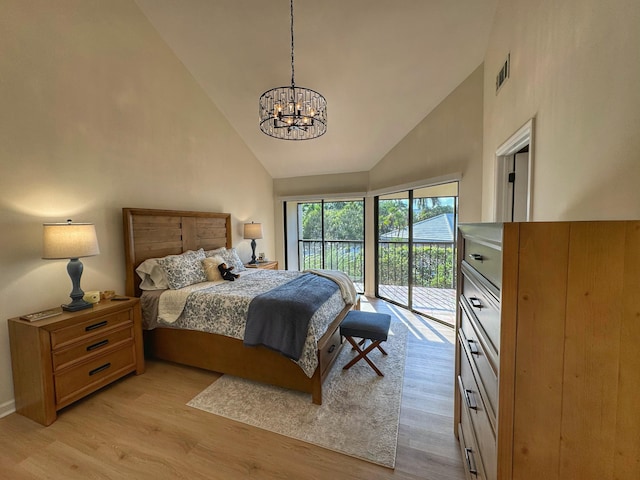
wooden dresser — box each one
[454,221,640,480]
[8,298,145,426]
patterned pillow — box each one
[220,247,247,272]
[158,249,207,289]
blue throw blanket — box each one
[244,273,339,360]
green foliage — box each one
[300,201,364,241]
[378,199,408,236]
[324,201,364,240]
[299,203,322,240]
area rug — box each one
[187,321,408,468]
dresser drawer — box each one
[50,309,132,349]
[54,343,136,407]
[463,239,502,289]
[458,398,487,480]
[459,305,498,425]
[459,353,496,480]
[320,324,343,376]
[461,270,500,356]
[52,325,134,371]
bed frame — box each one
[122,207,355,404]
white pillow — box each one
[136,258,169,290]
[201,255,225,282]
[205,247,227,258]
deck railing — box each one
[299,240,456,291]
[378,241,456,289]
[299,240,364,290]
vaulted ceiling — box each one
[135,0,497,179]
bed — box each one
[122,207,358,404]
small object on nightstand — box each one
[20,308,63,322]
[110,296,129,301]
[83,290,101,304]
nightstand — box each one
[245,261,278,270]
[8,297,145,426]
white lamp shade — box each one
[43,222,100,259]
[243,222,263,240]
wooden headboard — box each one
[122,208,232,297]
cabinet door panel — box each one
[560,222,625,479]
[511,222,569,480]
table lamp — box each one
[43,220,100,311]
[243,222,263,265]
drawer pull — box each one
[469,253,484,262]
[328,344,336,353]
[89,362,111,376]
[464,447,478,476]
[457,375,478,410]
[467,339,479,355]
[85,320,108,332]
[469,297,483,309]
[464,389,478,410]
[86,339,109,352]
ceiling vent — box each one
[496,53,510,94]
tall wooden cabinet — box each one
[454,221,640,480]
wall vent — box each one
[496,53,510,94]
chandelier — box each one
[259,0,327,140]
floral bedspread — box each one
[155,269,346,377]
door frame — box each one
[494,118,535,222]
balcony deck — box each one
[378,285,456,325]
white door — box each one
[495,119,534,222]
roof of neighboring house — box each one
[379,213,455,243]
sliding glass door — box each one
[377,192,410,306]
[297,199,364,292]
[376,183,458,325]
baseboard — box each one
[0,399,16,419]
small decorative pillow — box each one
[135,257,169,290]
[201,255,225,282]
[220,247,247,272]
[158,249,207,289]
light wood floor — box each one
[0,297,464,480]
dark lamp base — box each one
[62,300,94,312]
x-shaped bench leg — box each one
[343,336,387,376]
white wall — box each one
[0,0,273,416]
[369,64,484,224]
[483,0,640,221]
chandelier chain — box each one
[290,0,295,88]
